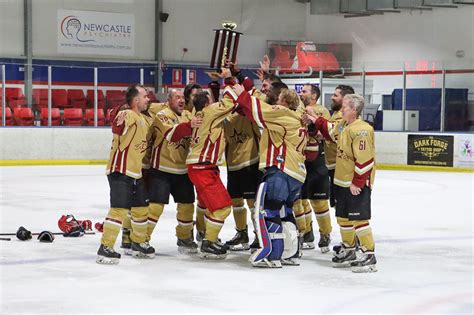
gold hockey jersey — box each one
[140,112,154,170]
[186,86,237,165]
[106,110,148,179]
[324,110,343,170]
[236,92,308,183]
[224,113,261,171]
[305,104,330,161]
[317,117,375,188]
[141,103,168,169]
[151,107,193,174]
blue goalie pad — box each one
[250,182,286,265]
[250,182,271,264]
[266,221,284,261]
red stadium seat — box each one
[67,89,87,109]
[86,89,106,109]
[0,107,14,126]
[13,107,34,126]
[85,109,105,126]
[106,90,126,109]
[6,87,26,109]
[63,108,83,126]
[52,89,70,108]
[32,89,50,110]
[40,108,61,126]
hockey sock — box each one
[146,203,164,242]
[101,207,128,248]
[337,216,356,247]
[311,199,332,235]
[130,206,149,244]
[292,199,307,234]
[232,198,247,231]
[122,210,132,244]
[195,204,206,234]
[204,206,231,242]
[303,199,313,233]
[176,203,194,240]
[354,220,375,251]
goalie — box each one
[231,82,308,268]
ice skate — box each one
[199,239,228,259]
[225,228,250,251]
[120,242,132,256]
[177,237,198,254]
[318,233,331,253]
[249,233,259,253]
[281,257,300,266]
[96,244,121,265]
[121,228,132,255]
[351,251,377,273]
[302,227,315,250]
[332,243,357,268]
[131,241,155,259]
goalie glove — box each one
[58,214,85,237]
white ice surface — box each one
[0,166,473,314]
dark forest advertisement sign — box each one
[407,135,454,167]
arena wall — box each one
[1,128,472,171]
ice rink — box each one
[0,165,473,314]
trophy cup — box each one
[209,21,242,70]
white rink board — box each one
[1,128,473,168]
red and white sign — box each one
[172,69,182,85]
[186,69,196,84]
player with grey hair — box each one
[304,94,377,273]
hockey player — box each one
[223,101,262,251]
[186,68,239,259]
[183,84,202,112]
[297,84,332,253]
[120,90,168,255]
[307,94,377,273]
[325,85,355,208]
[147,89,203,254]
[231,83,307,268]
[97,84,154,264]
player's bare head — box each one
[193,91,211,112]
[261,73,282,95]
[126,84,148,111]
[332,85,354,111]
[278,89,299,110]
[342,94,364,122]
[184,84,202,106]
[300,83,320,106]
[168,89,185,114]
[266,81,288,105]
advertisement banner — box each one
[407,134,454,167]
[457,135,474,167]
[57,10,135,56]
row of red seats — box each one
[0,88,157,110]
[0,107,114,126]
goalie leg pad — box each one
[250,183,271,264]
[250,182,287,266]
[266,218,284,261]
[281,221,298,259]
